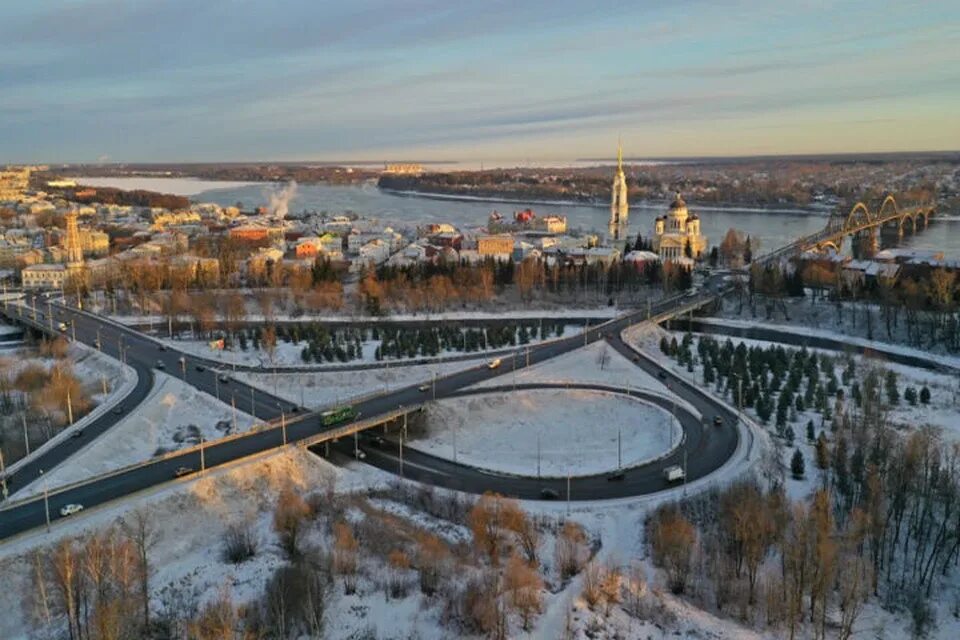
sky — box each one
[1,0,959,164]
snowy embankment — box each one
[232,357,491,409]
[15,372,257,498]
[407,389,679,478]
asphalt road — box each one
[0,285,737,540]
[325,380,739,501]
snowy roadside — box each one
[232,357,491,409]
[14,372,258,499]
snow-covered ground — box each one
[15,372,257,498]
[472,340,674,395]
[407,389,679,477]
[157,324,577,368]
[233,357,491,409]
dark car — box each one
[70,429,83,439]
[155,360,166,370]
[657,371,668,380]
[158,344,167,351]
[195,364,205,372]
[540,488,560,500]
[174,466,193,478]
[218,374,229,383]
[607,471,625,482]
[113,405,124,415]
[713,415,724,427]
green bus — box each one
[321,405,357,426]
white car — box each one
[59,503,84,517]
[663,465,685,483]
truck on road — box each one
[664,465,685,483]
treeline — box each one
[750,261,960,352]
[65,185,190,210]
[203,321,568,364]
[0,336,95,465]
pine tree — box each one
[791,448,805,479]
[904,387,917,406]
[920,386,931,404]
[806,419,815,443]
[785,425,796,446]
[885,370,899,405]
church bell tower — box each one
[609,140,629,241]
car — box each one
[606,471,626,482]
[354,449,367,460]
[113,405,124,415]
[418,383,431,392]
[57,322,68,332]
[632,356,640,363]
[713,415,724,427]
[174,466,193,478]
[218,374,229,383]
[657,371,668,380]
[290,406,300,413]
[195,364,205,372]
[487,358,502,370]
[70,429,83,439]
[158,344,167,351]
[155,360,166,370]
[540,488,560,500]
[366,436,386,448]
[664,465,685,483]
[59,504,84,517]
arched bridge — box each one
[759,194,936,263]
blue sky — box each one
[2,0,958,163]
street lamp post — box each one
[40,470,51,533]
[22,413,30,455]
[0,449,8,501]
[399,435,404,478]
[281,407,287,446]
[537,431,541,479]
[617,427,622,470]
[250,387,255,418]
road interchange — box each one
[0,285,744,540]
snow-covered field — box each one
[15,372,257,498]
[233,357,491,409]
[472,339,675,395]
[407,389,679,477]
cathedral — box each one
[652,192,708,262]
[608,142,628,241]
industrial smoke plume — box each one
[265,180,297,220]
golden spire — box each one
[617,137,623,172]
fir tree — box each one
[791,448,805,479]
[920,386,931,404]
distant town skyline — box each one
[2,0,959,164]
